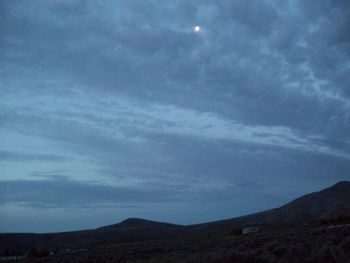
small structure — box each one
[0,255,27,261]
[243,226,260,234]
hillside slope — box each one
[0,218,184,253]
[195,181,350,232]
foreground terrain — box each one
[12,224,350,263]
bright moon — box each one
[194,26,200,32]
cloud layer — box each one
[1,0,349,232]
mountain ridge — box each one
[202,180,350,227]
[97,217,183,231]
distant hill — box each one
[194,181,350,232]
[94,218,184,245]
[1,181,349,253]
[277,181,350,221]
[98,217,182,231]
[0,218,184,253]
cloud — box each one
[0,176,182,208]
[0,0,349,231]
[0,150,68,163]
[1,88,349,161]
[215,0,278,37]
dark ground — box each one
[13,224,350,263]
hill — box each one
[98,217,182,231]
[0,218,184,253]
[193,181,350,233]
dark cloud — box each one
[0,0,349,231]
[0,150,68,162]
[0,176,181,208]
[216,0,278,37]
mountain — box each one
[0,218,184,253]
[1,181,349,253]
[94,218,184,244]
[98,217,182,231]
[277,181,350,221]
[194,181,350,232]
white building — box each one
[243,226,260,234]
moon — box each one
[194,25,200,32]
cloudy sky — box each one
[1,0,349,232]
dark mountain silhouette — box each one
[97,217,182,231]
[0,218,184,253]
[277,181,350,221]
[1,181,349,253]
[193,181,350,232]
[94,218,184,245]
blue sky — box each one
[0,0,350,232]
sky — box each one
[0,0,350,233]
